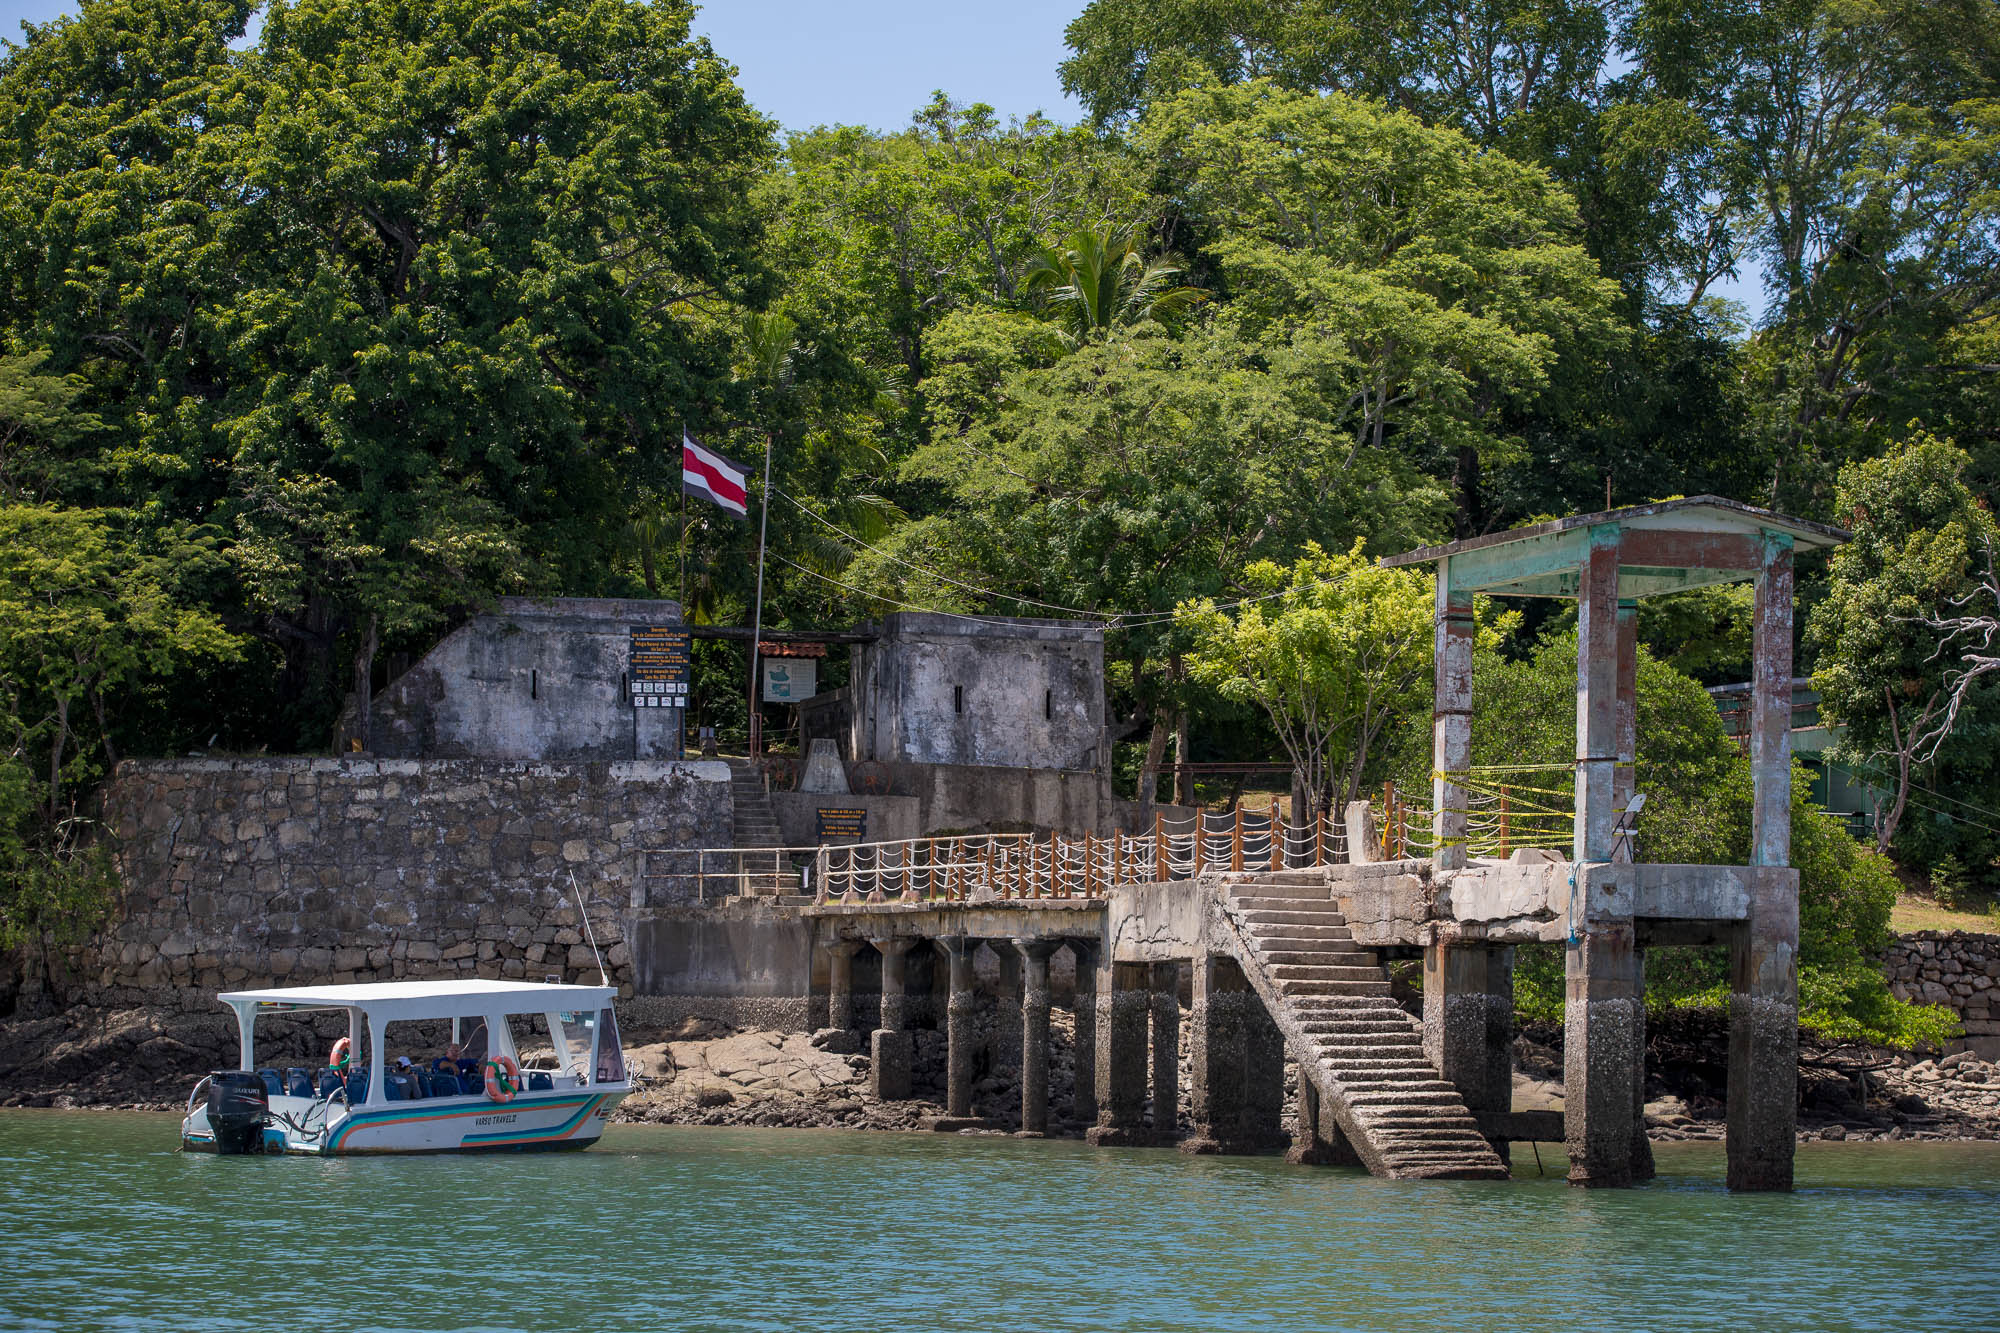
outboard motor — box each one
[206,1070,270,1155]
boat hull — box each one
[182,1089,627,1156]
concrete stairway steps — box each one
[1234,898,1347,915]
[1259,945,1377,960]
[1344,1089,1468,1106]
[1277,979,1393,997]
[1216,887,1510,1181]
[1267,963,1388,982]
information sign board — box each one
[629,626,691,709]
[761,656,815,702]
[814,807,867,842]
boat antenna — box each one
[567,869,611,986]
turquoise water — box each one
[2,1112,1997,1333]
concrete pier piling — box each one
[870,937,916,1101]
[942,937,976,1119]
[1150,961,1180,1141]
[1016,939,1058,1136]
[1071,941,1099,1127]
[825,939,859,1035]
[1087,961,1152,1146]
[1185,955,1246,1154]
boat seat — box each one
[426,1071,461,1098]
[527,1071,554,1092]
[285,1068,315,1098]
[256,1068,283,1097]
[384,1074,409,1102]
[317,1069,344,1098]
[346,1071,368,1103]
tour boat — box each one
[179,979,632,1155]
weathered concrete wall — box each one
[1888,932,2000,1058]
[769,792,922,845]
[849,614,1104,771]
[777,762,1182,840]
[92,757,730,1009]
[362,597,685,760]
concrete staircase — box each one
[1215,870,1509,1181]
[725,760,799,896]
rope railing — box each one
[691,804,1356,904]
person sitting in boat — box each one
[393,1055,428,1099]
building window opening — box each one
[531,669,538,700]
[953,685,963,715]
[1044,689,1052,720]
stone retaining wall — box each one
[87,757,731,1010]
[1887,931,2000,1057]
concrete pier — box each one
[870,937,916,1101]
[825,939,859,1034]
[1016,939,1057,1135]
[1150,961,1179,1141]
[943,937,975,1119]
[1185,955,1246,1154]
[1564,914,1641,1188]
[1088,960,1151,1146]
[1729,868,1801,1190]
[1071,941,1099,1126]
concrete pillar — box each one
[869,937,917,1101]
[1614,599,1639,862]
[1086,960,1151,1146]
[1423,936,1494,1108]
[1486,945,1516,1168]
[1150,960,1181,1141]
[1243,990,1286,1149]
[1728,867,1800,1191]
[1564,872,1640,1188]
[1185,955,1246,1154]
[1631,946,1654,1181]
[1070,941,1099,1127]
[941,937,975,1119]
[1574,525,1621,862]
[1432,567,1475,872]
[1425,935,1514,1165]
[1750,535,1795,869]
[992,943,1023,1074]
[825,938,859,1033]
[1015,939,1058,1136]
[1287,1073,1360,1167]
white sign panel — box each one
[761,657,815,703]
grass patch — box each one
[1890,892,1999,935]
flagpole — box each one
[746,428,774,756]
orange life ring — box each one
[328,1037,352,1070]
[483,1055,521,1103]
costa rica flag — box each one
[682,431,750,518]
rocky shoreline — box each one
[5,1004,2000,1148]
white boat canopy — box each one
[221,979,618,1021]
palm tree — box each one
[1020,224,1204,343]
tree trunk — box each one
[1172,709,1190,806]
[47,693,68,824]
[352,613,379,754]
[1139,718,1170,811]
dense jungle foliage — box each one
[4,0,1998,1040]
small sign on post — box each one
[761,656,815,703]
[630,626,691,709]
[815,806,867,843]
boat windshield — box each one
[595,1007,625,1083]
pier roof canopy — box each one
[1379,496,1848,600]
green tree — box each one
[1809,434,2000,862]
[1137,83,1622,536]
[1020,223,1204,344]
[1180,542,1434,817]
